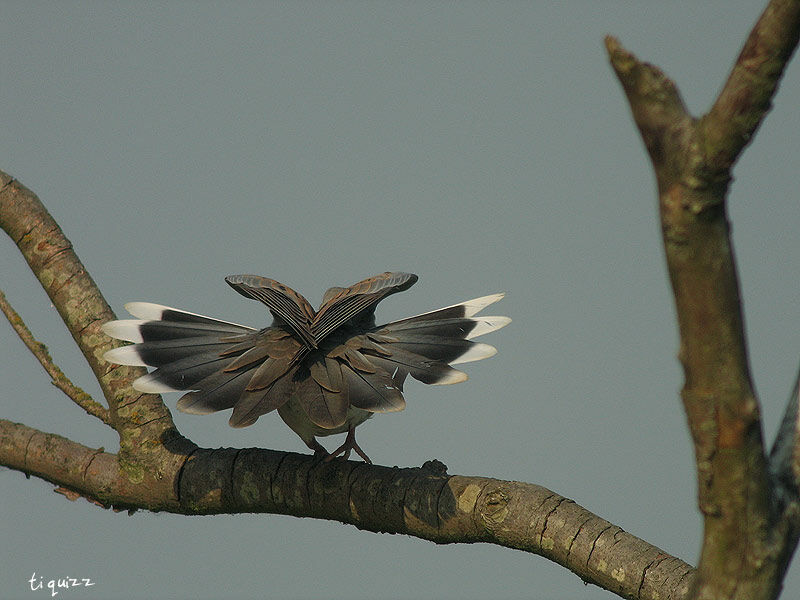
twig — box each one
[0,288,112,425]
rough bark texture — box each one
[607,1,800,598]
[0,172,194,497]
[0,168,694,600]
[3,2,800,598]
[0,418,695,600]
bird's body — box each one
[102,272,509,462]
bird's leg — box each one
[324,426,372,464]
[305,437,331,459]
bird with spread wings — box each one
[102,272,509,463]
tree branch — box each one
[703,0,800,174]
[0,171,185,475]
[0,288,111,424]
[1,167,698,599]
[606,1,800,597]
[0,417,695,600]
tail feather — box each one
[105,320,252,344]
[464,316,511,339]
[101,283,509,442]
[107,338,239,369]
[366,346,467,386]
[351,294,510,387]
[178,369,255,415]
[124,301,251,330]
[383,335,496,365]
[385,293,505,326]
[228,368,297,427]
[381,316,511,341]
[103,303,258,398]
[381,317,475,339]
[132,351,233,393]
[343,365,406,413]
[293,375,349,428]
[222,343,272,372]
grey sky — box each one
[2,2,798,599]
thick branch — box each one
[0,288,111,424]
[0,418,694,600]
[0,171,181,467]
[607,1,800,597]
[0,168,701,599]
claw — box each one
[323,426,372,464]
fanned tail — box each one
[365,293,511,386]
[101,285,510,447]
[102,302,300,419]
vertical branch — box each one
[607,1,800,598]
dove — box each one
[102,272,509,462]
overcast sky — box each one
[2,2,799,599]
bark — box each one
[3,2,800,598]
[0,417,695,600]
[1,169,694,600]
[607,0,800,598]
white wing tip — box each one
[103,345,146,366]
[132,373,181,394]
[465,316,512,339]
[431,369,469,385]
[124,302,170,320]
[450,342,498,365]
[462,292,506,317]
[177,396,217,414]
[102,320,145,343]
[123,301,252,330]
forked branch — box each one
[0,289,111,424]
[607,0,800,598]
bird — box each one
[102,272,510,463]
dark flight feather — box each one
[102,273,509,461]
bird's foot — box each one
[324,427,372,464]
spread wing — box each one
[225,275,317,348]
[295,292,510,424]
[311,272,418,343]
